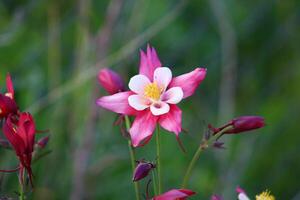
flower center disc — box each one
[144,83,161,100]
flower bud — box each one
[36,136,50,149]
[0,94,18,119]
[132,161,155,182]
[226,116,265,134]
[97,68,125,95]
[210,116,265,135]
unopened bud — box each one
[226,116,265,134]
[132,161,155,182]
[37,136,50,148]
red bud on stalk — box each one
[210,116,265,135]
[132,160,155,182]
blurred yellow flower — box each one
[256,190,275,200]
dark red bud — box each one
[213,141,225,149]
[132,161,155,182]
[226,116,265,134]
[37,136,50,149]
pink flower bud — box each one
[132,160,155,182]
[225,116,265,134]
[210,116,265,135]
[97,68,125,95]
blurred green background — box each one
[0,0,299,199]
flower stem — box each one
[124,116,140,200]
[152,170,158,196]
[181,126,233,188]
[156,125,162,194]
[19,171,25,200]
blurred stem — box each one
[156,125,162,194]
[152,171,158,196]
[181,126,233,188]
[19,186,24,200]
[124,116,140,200]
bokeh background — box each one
[0,0,300,199]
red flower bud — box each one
[97,68,125,95]
[225,116,265,134]
[132,160,155,182]
[0,94,18,119]
[2,112,36,186]
[210,116,265,135]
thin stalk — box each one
[19,169,25,200]
[124,116,140,200]
[155,125,162,194]
[181,126,233,188]
[152,170,158,196]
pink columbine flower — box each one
[97,45,206,147]
[0,74,18,119]
[98,68,125,95]
[153,189,196,200]
[2,112,36,186]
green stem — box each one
[181,126,233,188]
[125,116,140,200]
[19,171,25,200]
[156,125,162,194]
[152,170,158,196]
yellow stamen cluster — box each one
[144,82,161,100]
[256,190,275,200]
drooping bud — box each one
[132,160,155,182]
[210,116,265,135]
[97,68,125,95]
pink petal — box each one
[96,91,136,115]
[158,105,182,135]
[128,95,150,111]
[130,111,158,147]
[6,73,14,99]
[169,68,207,99]
[97,68,125,95]
[150,101,170,116]
[154,189,196,200]
[153,67,172,90]
[128,74,150,95]
[139,45,162,81]
[162,87,183,104]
